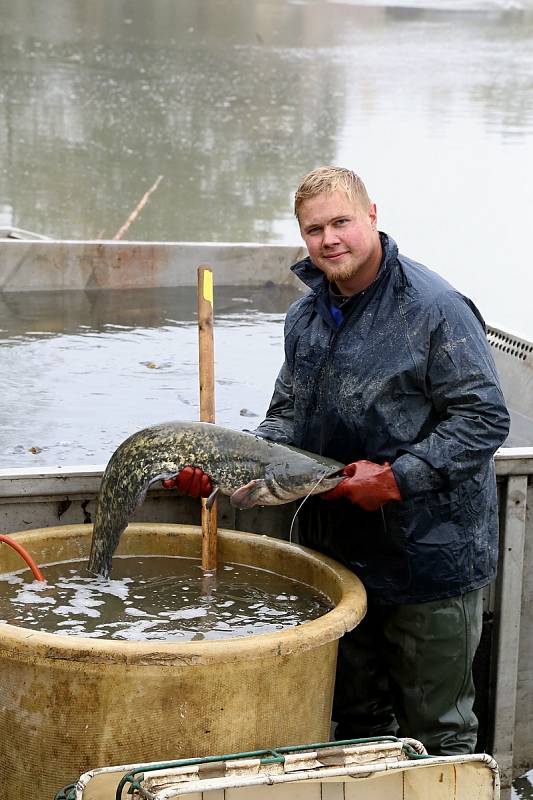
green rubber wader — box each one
[333,588,484,755]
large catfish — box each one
[88,421,345,577]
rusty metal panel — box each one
[0,242,305,292]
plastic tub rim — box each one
[0,523,367,664]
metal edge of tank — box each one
[0,523,367,665]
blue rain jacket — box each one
[255,234,510,604]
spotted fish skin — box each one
[88,421,344,577]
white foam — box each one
[160,606,209,620]
[14,589,54,605]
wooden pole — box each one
[197,265,217,573]
[112,175,164,240]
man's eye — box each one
[307,227,321,235]
[335,218,349,225]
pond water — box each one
[1,0,533,338]
[0,285,300,468]
[0,555,332,641]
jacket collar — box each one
[290,232,398,293]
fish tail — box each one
[87,450,175,576]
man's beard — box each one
[321,259,357,284]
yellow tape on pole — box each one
[203,269,213,306]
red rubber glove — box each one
[162,466,213,498]
[322,460,401,511]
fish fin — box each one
[230,480,267,510]
[205,487,220,510]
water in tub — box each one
[0,556,333,641]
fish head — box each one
[229,466,344,510]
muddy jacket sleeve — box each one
[391,291,510,498]
[254,359,295,444]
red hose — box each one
[0,534,45,582]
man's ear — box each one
[369,202,378,230]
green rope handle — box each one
[53,783,77,800]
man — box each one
[170,166,510,755]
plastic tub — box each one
[0,523,366,798]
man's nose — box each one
[322,226,340,246]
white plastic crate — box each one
[59,738,500,800]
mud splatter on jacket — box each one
[255,234,510,603]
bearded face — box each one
[298,190,382,295]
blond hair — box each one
[294,166,371,219]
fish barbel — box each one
[88,421,345,577]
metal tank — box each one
[0,522,366,799]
